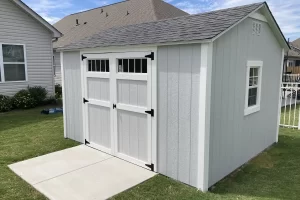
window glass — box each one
[2,45,25,62]
[247,66,260,107]
[117,58,147,74]
[4,64,26,81]
[87,59,109,72]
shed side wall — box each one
[157,44,201,187]
[54,51,62,85]
[209,18,282,186]
[0,0,54,96]
[63,51,84,143]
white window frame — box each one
[244,60,263,116]
[0,43,28,83]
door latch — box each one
[113,104,116,109]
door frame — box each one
[80,46,158,171]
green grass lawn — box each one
[0,107,79,200]
[1,108,300,200]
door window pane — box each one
[2,45,25,62]
[4,64,26,81]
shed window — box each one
[118,58,147,73]
[88,59,109,72]
[0,44,27,82]
[244,61,263,116]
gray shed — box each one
[58,2,289,191]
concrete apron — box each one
[9,145,156,200]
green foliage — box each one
[55,84,62,99]
[0,95,13,112]
[28,86,47,105]
[12,90,37,109]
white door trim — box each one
[80,47,157,171]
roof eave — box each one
[211,2,290,51]
[12,0,63,38]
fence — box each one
[287,66,300,74]
[280,75,300,129]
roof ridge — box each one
[150,0,159,20]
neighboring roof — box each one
[286,39,300,58]
[59,2,290,51]
[12,0,62,38]
[59,2,263,50]
[53,0,188,49]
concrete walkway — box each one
[9,145,156,200]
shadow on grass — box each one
[211,132,300,200]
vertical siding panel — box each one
[209,18,282,187]
[63,51,84,143]
[166,46,180,179]
[157,47,168,174]
[178,45,192,184]
[190,44,201,186]
[157,44,201,187]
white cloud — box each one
[23,0,73,24]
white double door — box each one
[82,52,153,169]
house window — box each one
[0,44,27,82]
[244,61,263,116]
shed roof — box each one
[53,0,188,49]
[59,2,289,51]
[12,0,62,38]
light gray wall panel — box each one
[157,44,201,187]
[63,51,84,143]
[209,18,282,186]
[0,0,54,96]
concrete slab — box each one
[9,145,156,200]
[35,158,156,200]
[9,145,112,184]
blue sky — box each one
[23,0,300,41]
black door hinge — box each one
[83,98,89,104]
[82,55,87,61]
[145,52,154,60]
[145,109,154,117]
[145,163,154,171]
[113,104,116,109]
[85,139,90,145]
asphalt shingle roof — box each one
[53,0,188,49]
[59,2,264,50]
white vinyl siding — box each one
[0,0,53,96]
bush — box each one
[43,96,57,105]
[12,90,37,109]
[28,86,47,105]
[55,84,62,99]
[0,95,13,112]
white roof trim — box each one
[212,3,290,51]
[12,0,62,38]
[249,12,267,22]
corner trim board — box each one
[197,42,213,192]
[60,51,67,138]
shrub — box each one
[12,90,37,109]
[28,86,47,105]
[43,96,57,105]
[0,95,13,112]
[55,84,62,99]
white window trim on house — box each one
[0,43,28,83]
[244,60,263,116]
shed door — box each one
[83,52,153,169]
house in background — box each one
[52,0,188,85]
[285,38,300,74]
[58,2,289,191]
[0,0,61,96]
